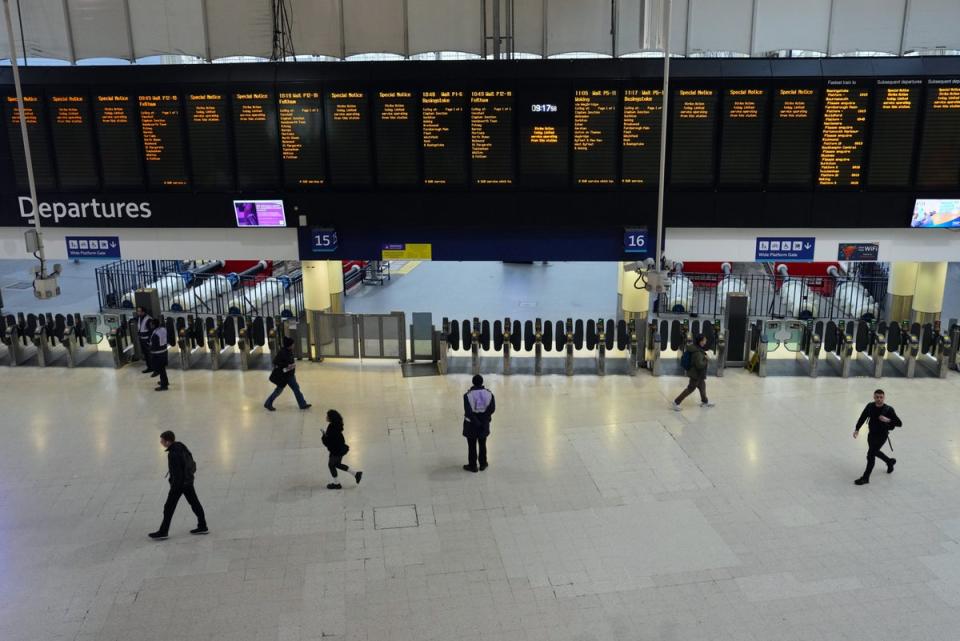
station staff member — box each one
[149,318,169,391]
[853,389,902,485]
[136,306,154,374]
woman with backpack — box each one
[322,409,362,489]
[672,334,715,411]
[264,336,311,411]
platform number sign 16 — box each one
[624,228,649,255]
[311,228,338,253]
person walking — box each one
[136,306,154,374]
[462,374,495,472]
[853,389,902,485]
[322,409,362,489]
[149,430,208,539]
[672,334,715,410]
[264,337,311,411]
[149,318,169,391]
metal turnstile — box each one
[884,321,918,377]
[916,322,951,378]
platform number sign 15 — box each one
[311,228,338,253]
[624,228,649,255]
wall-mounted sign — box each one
[755,236,815,262]
[838,242,879,261]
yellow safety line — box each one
[395,261,421,275]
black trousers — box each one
[139,338,152,369]
[466,435,487,468]
[674,375,707,405]
[159,483,206,533]
[153,353,169,388]
[863,435,893,480]
[328,453,350,478]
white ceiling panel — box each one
[616,0,641,56]
[69,0,133,61]
[289,0,342,58]
[753,0,831,54]
[829,0,904,54]
[688,0,752,55]
[903,0,960,52]
[511,0,545,55]
[0,0,72,61]
[128,0,206,60]
[206,0,273,60]
[409,0,482,55]
[343,0,406,56]
[546,0,612,56]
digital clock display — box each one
[530,104,558,113]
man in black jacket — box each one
[853,389,902,485]
[463,375,496,473]
[264,337,311,411]
[149,318,169,391]
[149,430,208,539]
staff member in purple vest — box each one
[462,375,496,473]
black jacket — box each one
[167,441,195,486]
[855,403,902,438]
[462,386,496,438]
[273,347,295,380]
[322,421,349,456]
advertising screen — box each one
[911,199,960,228]
[233,199,287,228]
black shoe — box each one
[327,483,342,490]
[264,404,276,412]
[463,465,478,473]
[155,385,168,391]
[148,531,168,539]
[190,526,209,535]
[150,371,159,378]
[141,368,152,374]
[887,458,896,474]
[299,404,312,410]
[355,471,363,484]
[479,463,488,471]
[854,477,869,485]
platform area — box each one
[3,364,960,641]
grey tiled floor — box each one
[2,363,960,641]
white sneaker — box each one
[701,401,715,408]
[672,402,682,411]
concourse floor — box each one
[3,364,960,641]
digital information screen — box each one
[234,199,286,227]
[670,88,717,186]
[5,95,56,191]
[186,92,232,189]
[519,90,569,187]
[138,94,188,188]
[867,80,921,187]
[421,90,467,185]
[718,88,767,186]
[916,80,960,188]
[324,91,372,185]
[232,91,280,188]
[94,94,143,189]
[767,88,819,186]
[621,88,662,185]
[911,198,960,228]
[374,90,418,186]
[48,94,98,190]
[573,89,617,185]
[278,90,325,187]
[470,90,513,185]
[818,82,869,187]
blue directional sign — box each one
[66,236,121,259]
[624,228,649,254]
[755,236,815,262]
[310,228,338,253]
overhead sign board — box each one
[755,236,815,262]
[66,236,121,259]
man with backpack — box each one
[672,334,715,411]
[149,430,208,539]
[463,375,496,472]
[853,389,902,485]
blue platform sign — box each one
[624,228,649,254]
[310,228,338,253]
[66,236,120,259]
[755,236,815,262]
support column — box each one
[616,262,624,321]
[887,261,918,324]
[327,260,345,313]
[621,269,650,323]
[912,261,948,325]
[302,261,331,312]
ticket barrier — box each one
[851,320,884,378]
[206,315,239,371]
[238,316,268,370]
[821,320,854,377]
[882,321,919,378]
[644,317,726,377]
[32,314,72,367]
[63,314,101,367]
[105,313,133,368]
[916,321,951,378]
[753,320,812,378]
[1,313,38,366]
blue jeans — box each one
[264,375,308,408]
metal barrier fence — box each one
[653,271,888,321]
[95,260,183,309]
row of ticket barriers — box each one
[0,311,303,370]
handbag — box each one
[269,367,285,385]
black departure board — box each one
[916,80,960,188]
[719,89,767,186]
[324,91,372,185]
[138,94,188,188]
[278,90,325,187]
[48,94,98,190]
[818,82,869,187]
[670,88,717,186]
[93,94,143,188]
[374,90,418,185]
[422,90,467,186]
[233,90,280,188]
[767,87,819,186]
[622,88,661,185]
[573,89,617,185]
[519,89,569,187]
[867,80,921,187]
[5,95,56,191]
[186,92,232,190]
[470,90,513,185]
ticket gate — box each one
[205,315,240,370]
[62,314,101,367]
[822,320,854,377]
[851,320,884,378]
[751,320,821,377]
[916,322,951,378]
[1,313,38,366]
[644,317,726,377]
[104,313,134,368]
[238,316,269,370]
[32,314,71,367]
[882,320,919,377]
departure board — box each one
[573,89,617,185]
[670,88,717,186]
[93,94,143,188]
[718,88,767,186]
[422,90,467,185]
[621,88,662,185]
[324,91,372,185]
[916,80,960,188]
[470,90,513,185]
[278,90,325,187]
[5,95,56,191]
[232,91,280,188]
[48,94,98,190]
[867,80,921,187]
[186,92,232,190]
[374,90,418,185]
[818,82,869,187]
[138,94,188,188]
[767,88,819,186]
[519,90,569,187]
